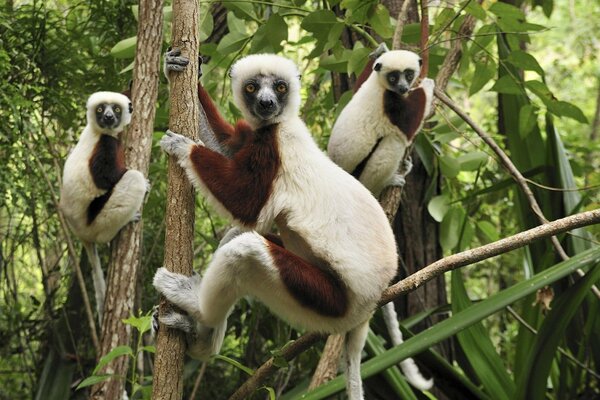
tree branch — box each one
[434,88,600,299]
[152,0,200,398]
[231,209,600,397]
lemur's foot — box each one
[370,42,389,59]
[164,47,203,78]
[400,155,413,176]
[145,179,152,194]
[390,174,407,187]
[153,267,203,318]
[160,129,202,161]
[131,211,142,223]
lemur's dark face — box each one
[94,102,126,129]
[375,63,417,95]
[242,74,289,122]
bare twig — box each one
[381,209,600,303]
[434,88,600,299]
[229,332,326,400]
[391,0,412,51]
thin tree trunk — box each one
[151,0,200,398]
[90,0,163,398]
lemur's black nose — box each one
[102,112,115,123]
[259,99,274,109]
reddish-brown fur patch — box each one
[198,84,252,155]
[190,124,280,226]
[266,240,347,317]
[383,87,426,141]
[88,135,127,224]
[354,58,375,93]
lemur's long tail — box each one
[83,241,106,325]
[382,302,433,391]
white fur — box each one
[329,50,434,391]
[328,50,434,197]
[60,91,146,323]
[156,55,398,400]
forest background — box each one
[1,0,599,399]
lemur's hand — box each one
[164,47,203,80]
[160,130,203,161]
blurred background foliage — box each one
[0,0,599,399]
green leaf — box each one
[518,104,537,138]
[427,195,450,223]
[451,271,515,400]
[301,10,338,38]
[217,31,251,54]
[489,2,525,19]
[199,9,214,42]
[547,100,588,123]
[93,345,134,375]
[491,75,522,95]
[462,0,487,20]
[76,374,115,390]
[458,151,488,171]
[525,80,553,103]
[440,206,465,252]
[469,57,496,95]
[138,345,156,354]
[515,264,600,400]
[365,331,417,400]
[477,221,499,243]
[298,247,600,399]
[369,4,394,39]
[506,50,544,76]
[213,354,255,376]
[110,36,136,59]
[319,52,350,73]
[223,1,258,21]
[471,24,497,54]
[123,314,152,334]
[260,386,277,400]
[347,45,370,76]
[439,155,460,178]
[265,14,288,52]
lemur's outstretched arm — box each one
[165,48,252,156]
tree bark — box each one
[90,1,164,399]
[308,334,345,389]
[151,0,200,398]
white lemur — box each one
[60,92,148,324]
[328,48,435,198]
[328,47,434,391]
[153,52,397,400]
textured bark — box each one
[151,0,200,398]
[308,334,345,389]
[90,1,163,399]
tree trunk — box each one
[151,0,200,398]
[90,0,163,398]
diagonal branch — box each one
[230,208,600,398]
[434,88,600,299]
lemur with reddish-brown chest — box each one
[328,49,435,197]
[153,51,397,400]
[60,92,148,323]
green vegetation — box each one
[0,0,598,399]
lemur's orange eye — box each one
[114,107,121,113]
[96,107,103,113]
[276,83,287,93]
[245,84,256,93]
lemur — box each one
[153,51,398,400]
[60,92,148,324]
[328,48,435,198]
[328,46,434,391]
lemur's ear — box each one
[419,58,423,67]
[374,62,382,72]
[228,68,233,78]
[128,102,133,114]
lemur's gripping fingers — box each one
[400,155,413,176]
[164,47,203,78]
[131,211,142,223]
[160,129,203,161]
[165,47,189,73]
[153,267,203,319]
